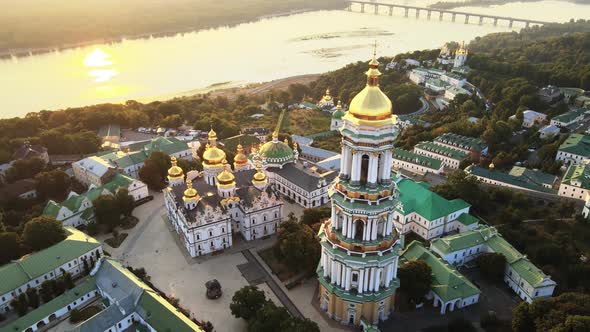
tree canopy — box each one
[398,260,433,304]
[22,216,66,251]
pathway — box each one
[241,249,305,319]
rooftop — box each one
[558,133,590,157]
[401,241,480,302]
[396,178,471,220]
[464,165,557,194]
[552,108,587,124]
[434,133,487,152]
[414,142,467,161]
[392,148,442,170]
[0,227,100,296]
[561,163,590,189]
[430,226,555,287]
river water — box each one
[1,0,589,118]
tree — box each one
[61,272,75,289]
[301,207,331,226]
[93,195,121,230]
[431,171,486,207]
[398,260,432,304]
[0,232,21,264]
[115,188,135,217]
[22,216,66,251]
[35,169,71,201]
[247,302,291,332]
[5,157,46,183]
[230,286,267,321]
[512,302,534,332]
[26,288,40,309]
[40,280,54,303]
[139,151,170,190]
[160,114,183,128]
[10,293,28,316]
[274,220,321,274]
[476,253,506,283]
[285,317,320,332]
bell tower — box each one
[317,50,403,327]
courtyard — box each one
[101,192,342,332]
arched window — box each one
[360,154,369,185]
[354,220,364,241]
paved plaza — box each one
[102,192,340,332]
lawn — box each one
[283,109,331,136]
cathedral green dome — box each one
[258,138,294,166]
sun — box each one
[84,48,113,67]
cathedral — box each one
[164,129,284,257]
[317,53,403,326]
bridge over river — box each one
[347,1,550,27]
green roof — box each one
[401,241,480,302]
[0,277,98,332]
[137,291,199,332]
[558,133,590,157]
[414,142,467,161]
[464,165,558,194]
[552,108,586,124]
[43,174,136,220]
[561,163,590,189]
[430,226,554,287]
[142,137,189,156]
[434,133,486,152]
[256,140,294,163]
[392,148,442,170]
[332,109,345,119]
[0,228,100,295]
[457,213,479,226]
[396,178,471,220]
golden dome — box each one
[348,55,393,120]
[234,144,248,165]
[252,162,267,183]
[203,144,226,165]
[183,180,200,202]
[167,156,184,179]
[217,160,235,185]
[208,128,217,141]
[456,41,468,55]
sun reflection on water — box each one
[84,48,118,83]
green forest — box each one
[0,0,345,52]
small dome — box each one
[332,101,345,119]
[203,144,226,165]
[217,160,235,184]
[208,128,217,141]
[168,157,184,179]
[234,144,248,165]
[183,180,200,202]
[252,162,267,183]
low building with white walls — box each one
[558,162,590,200]
[393,177,478,240]
[433,133,488,157]
[401,241,480,314]
[391,148,443,175]
[0,257,203,332]
[43,173,148,227]
[521,110,547,128]
[550,108,587,128]
[555,133,590,165]
[465,165,558,194]
[431,226,556,303]
[413,142,467,169]
[0,227,103,315]
[538,124,560,139]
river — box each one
[1,0,589,118]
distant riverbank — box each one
[0,0,346,56]
[429,0,589,10]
